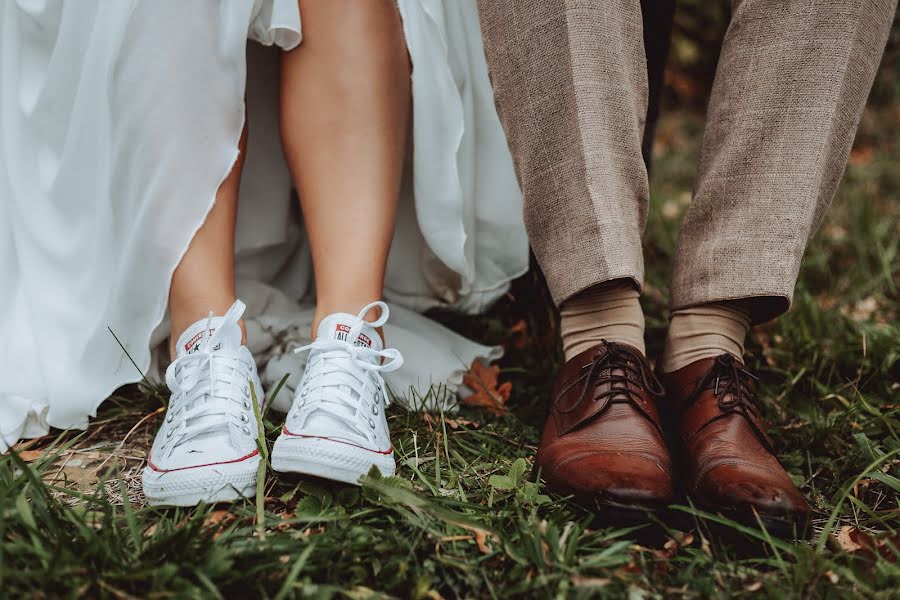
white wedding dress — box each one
[0,0,527,452]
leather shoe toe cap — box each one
[695,463,809,516]
[538,448,674,507]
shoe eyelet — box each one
[242,399,251,410]
[241,425,251,436]
[166,412,174,423]
[368,417,375,429]
[240,413,250,423]
[371,404,378,415]
[166,429,174,438]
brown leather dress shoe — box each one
[662,355,810,536]
[536,341,674,511]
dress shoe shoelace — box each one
[694,354,774,453]
[562,341,665,426]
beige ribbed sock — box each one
[660,301,752,373]
[559,280,646,360]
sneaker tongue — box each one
[317,313,384,353]
[175,315,243,358]
[171,314,245,449]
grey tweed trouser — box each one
[478,0,895,322]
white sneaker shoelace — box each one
[159,300,257,460]
[289,301,403,446]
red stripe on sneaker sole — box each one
[147,449,259,473]
[280,426,393,455]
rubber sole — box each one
[142,455,259,507]
[271,434,395,485]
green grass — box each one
[2,105,898,599]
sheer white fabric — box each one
[0,0,527,451]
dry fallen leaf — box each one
[204,509,235,539]
[16,450,44,462]
[421,413,480,430]
[506,319,529,350]
[444,417,480,430]
[273,512,297,533]
[836,526,900,563]
[204,509,232,527]
[837,525,871,553]
[461,361,511,416]
[850,144,875,166]
[617,563,642,575]
[650,532,695,573]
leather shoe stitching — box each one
[551,449,669,473]
[694,459,794,489]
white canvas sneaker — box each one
[272,301,403,485]
[142,300,264,506]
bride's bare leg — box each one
[168,124,248,358]
[280,0,411,337]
